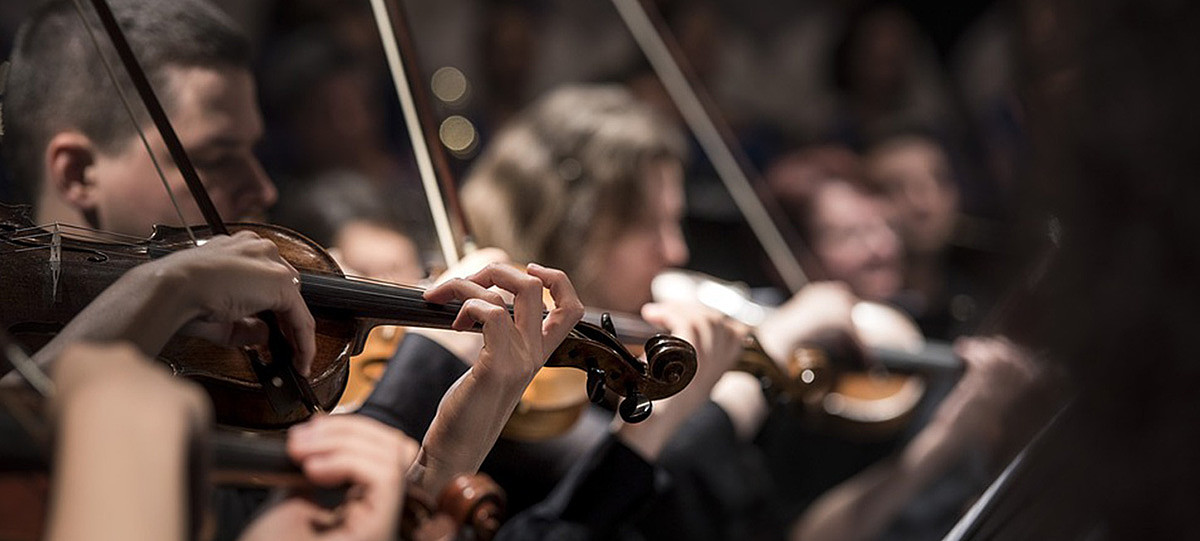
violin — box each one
[0,383,505,541]
[498,265,966,442]
[0,203,697,429]
[652,269,964,438]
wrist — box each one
[134,260,205,327]
[469,359,538,398]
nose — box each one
[864,221,900,261]
[238,158,278,217]
[661,222,690,267]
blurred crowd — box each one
[4,0,1200,538]
[1,0,1021,344]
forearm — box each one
[32,266,195,367]
[792,420,961,541]
[708,371,769,442]
[46,383,195,541]
[408,366,529,495]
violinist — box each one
[862,130,994,340]
[458,84,1044,540]
[0,1,594,538]
[0,0,318,383]
[769,163,906,304]
[455,84,826,537]
[764,145,1048,537]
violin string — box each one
[5,223,147,245]
[69,0,198,246]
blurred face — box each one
[87,66,275,236]
[333,221,424,284]
[810,181,903,301]
[591,159,689,313]
[866,138,958,255]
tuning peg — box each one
[600,312,617,335]
[586,367,607,404]
[619,390,652,423]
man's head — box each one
[806,179,904,302]
[2,0,274,236]
[461,85,689,312]
[864,133,959,256]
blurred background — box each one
[0,0,1021,311]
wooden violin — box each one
[652,269,964,439]
[0,203,697,429]
[0,385,505,541]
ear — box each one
[44,132,101,212]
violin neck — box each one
[299,273,463,330]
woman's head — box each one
[462,85,688,311]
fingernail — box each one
[527,262,544,271]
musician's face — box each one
[87,66,276,236]
[592,159,689,313]
[866,138,958,256]
[810,181,903,302]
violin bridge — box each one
[50,224,61,303]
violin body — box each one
[0,205,352,428]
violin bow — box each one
[69,0,321,418]
[611,0,819,293]
[368,0,473,267]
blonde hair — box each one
[462,85,686,297]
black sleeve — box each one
[496,434,659,541]
[356,334,468,440]
[638,401,782,541]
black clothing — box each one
[358,333,470,440]
[639,402,783,541]
[498,435,658,541]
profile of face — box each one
[865,137,958,255]
[809,181,904,302]
[590,159,689,314]
[332,220,424,284]
[50,66,276,236]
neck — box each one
[35,191,89,229]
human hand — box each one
[408,248,513,363]
[238,414,418,541]
[935,336,1041,450]
[148,231,316,375]
[618,302,749,459]
[421,262,584,387]
[756,282,861,369]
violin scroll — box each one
[545,318,697,424]
[437,474,505,541]
[402,474,505,541]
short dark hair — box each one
[1,0,250,203]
